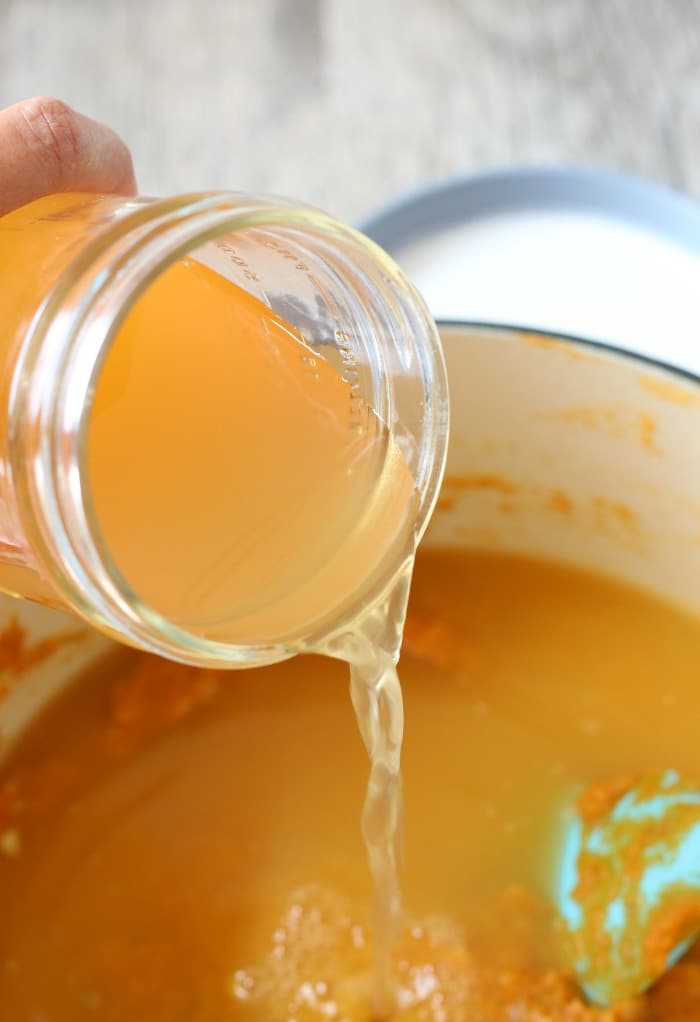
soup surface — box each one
[1,549,699,1020]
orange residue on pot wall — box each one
[548,490,574,516]
[638,412,660,454]
[592,497,640,530]
[433,478,647,548]
[638,374,700,407]
[518,331,593,363]
[434,475,522,519]
[435,494,457,512]
[0,618,86,701]
[441,474,519,495]
[535,405,661,455]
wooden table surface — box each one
[1,0,699,223]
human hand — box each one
[0,96,136,217]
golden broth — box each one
[1,549,700,1020]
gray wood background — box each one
[1,0,699,223]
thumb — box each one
[0,96,137,217]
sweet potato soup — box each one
[1,548,699,1020]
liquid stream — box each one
[323,560,414,1017]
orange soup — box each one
[1,548,700,1020]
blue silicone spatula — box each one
[556,770,700,1006]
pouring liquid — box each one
[324,563,413,1017]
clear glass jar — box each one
[0,191,448,667]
